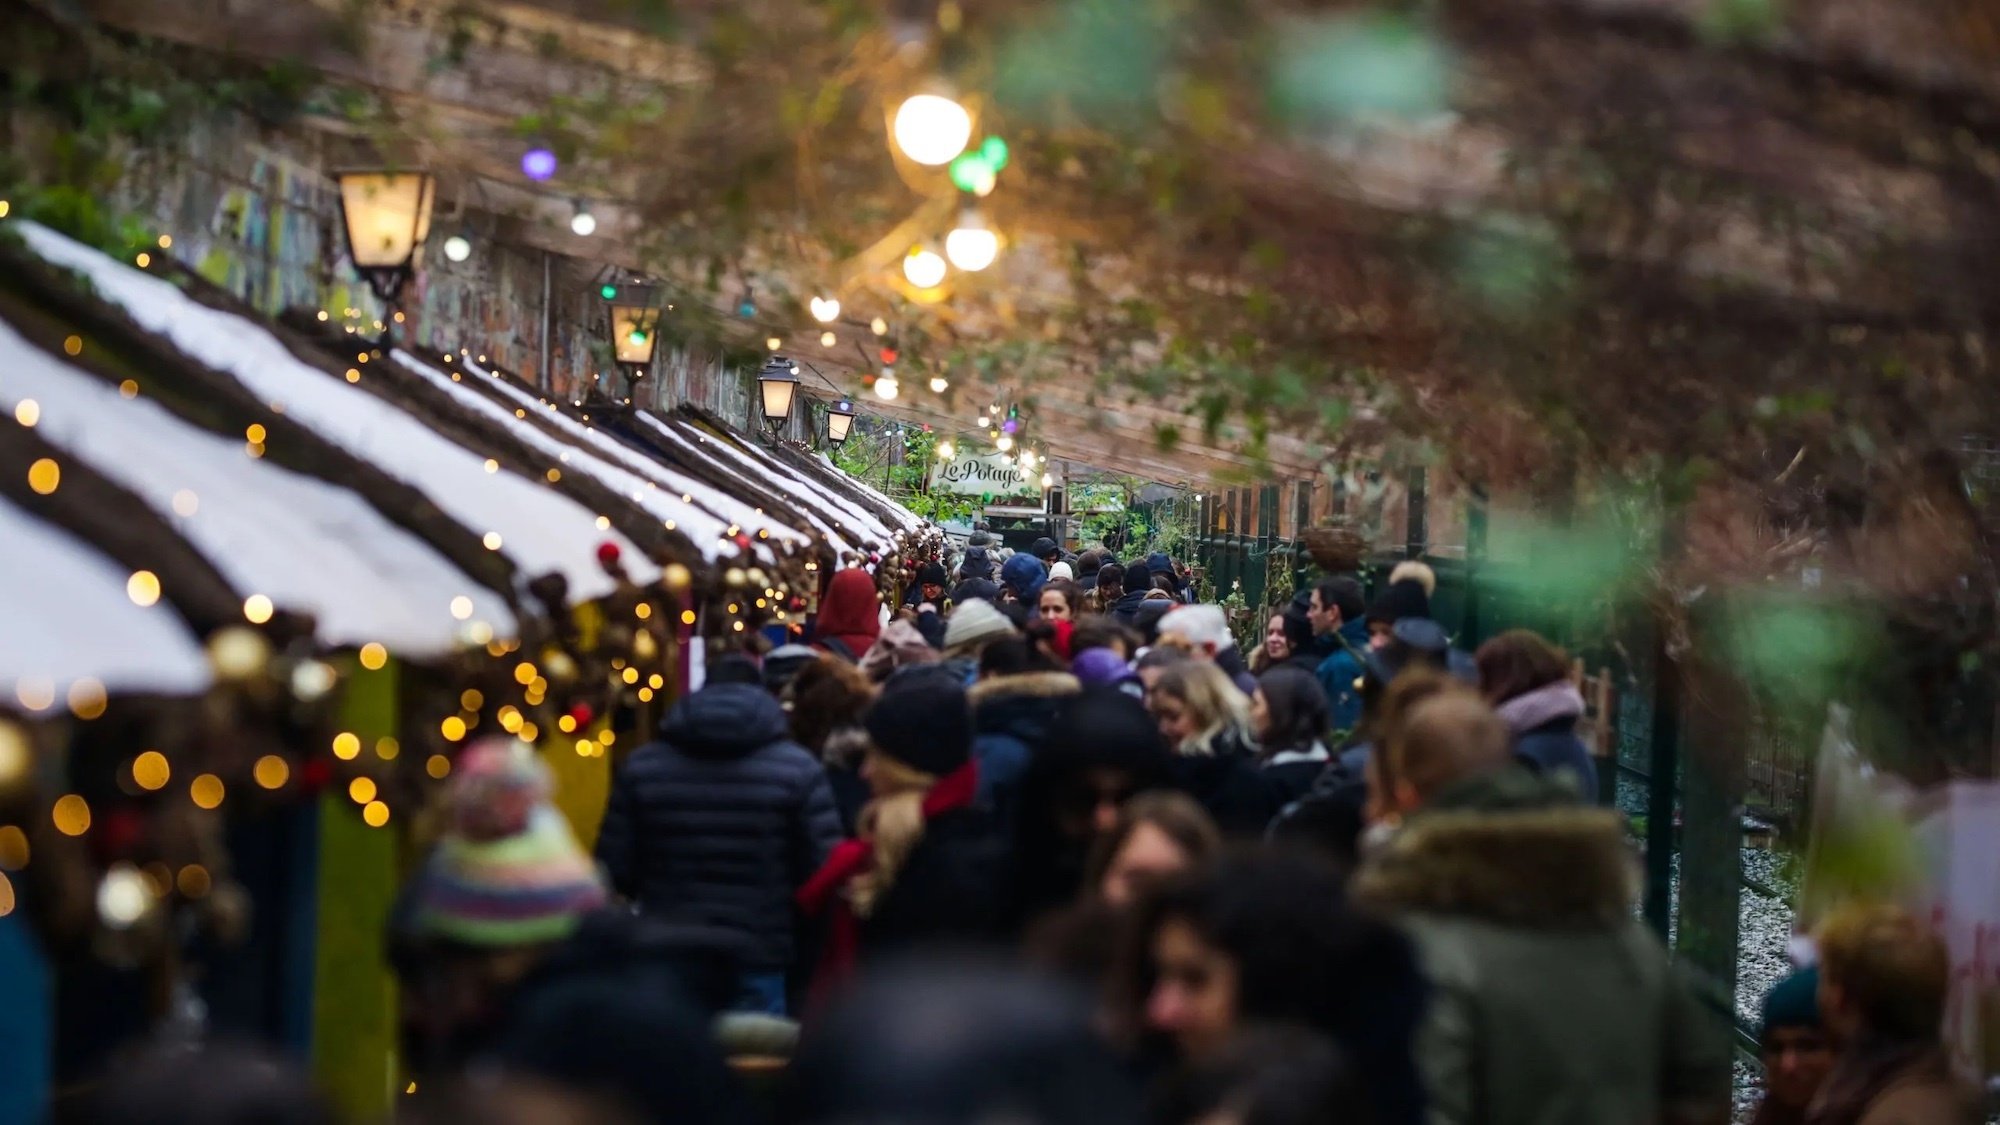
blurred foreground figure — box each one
[786,958,1140,1125]
[1151,1025,1377,1125]
[1119,850,1427,1125]
[1807,903,1981,1125]
[71,1043,331,1125]
[1753,967,1833,1125]
[1351,689,1730,1124]
[395,739,747,1123]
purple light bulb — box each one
[521,148,558,181]
[1002,418,1019,434]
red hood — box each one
[814,567,883,652]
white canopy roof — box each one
[0,317,516,657]
[400,352,806,561]
[16,223,655,601]
[0,496,212,704]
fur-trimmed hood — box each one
[968,670,1080,708]
[1352,771,1638,930]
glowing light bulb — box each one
[892,93,973,166]
[820,330,837,347]
[903,247,947,289]
[1041,471,1054,488]
[522,148,558,180]
[443,236,471,262]
[929,375,949,393]
[937,440,956,460]
[945,215,999,271]
[871,317,889,336]
[810,296,841,322]
[767,336,782,350]
[996,434,1014,452]
[570,207,597,236]
[875,375,900,401]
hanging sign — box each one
[929,449,1039,500]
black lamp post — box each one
[758,356,800,433]
[610,299,661,400]
[334,171,436,307]
[825,398,857,447]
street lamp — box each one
[610,302,659,398]
[758,356,800,431]
[335,170,436,305]
[826,399,857,446]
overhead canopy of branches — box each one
[12,0,2000,599]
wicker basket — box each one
[1300,522,1369,572]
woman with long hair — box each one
[1084,791,1222,908]
[797,670,1008,1008]
[1115,850,1426,1125]
[1249,667,1333,803]
[1473,629,1595,796]
[1038,578,1084,623]
[1148,663,1281,835]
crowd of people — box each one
[80,533,1985,1125]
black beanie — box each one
[1030,537,1059,561]
[1038,688,1172,775]
[865,666,972,777]
[1366,578,1430,626]
[917,561,948,587]
[1122,558,1152,590]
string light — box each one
[244,594,275,624]
[52,794,90,836]
[945,212,1000,271]
[443,236,472,262]
[359,642,390,670]
[190,774,225,810]
[255,755,290,789]
[903,246,947,289]
[892,92,973,165]
[929,375,950,393]
[132,751,171,791]
[570,203,597,237]
[871,317,889,336]
[13,400,38,427]
[27,458,59,495]
[810,296,841,322]
[333,732,362,759]
[363,800,391,827]
[126,570,161,607]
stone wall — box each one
[108,112,761,427]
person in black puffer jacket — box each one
[968,638,1081,831]
[595,680,843,1016]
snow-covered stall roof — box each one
[15,223,654,602]
[0,495,212,704]
[398,352,806,562]
[627,411,888,552]
[0,317,516,657]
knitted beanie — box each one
[943,598,1017,652]
[1048,562,1074,582]
[1760,966,1821,1041]
[865,668,972,777]
[1366,579,1431,627]
[414,738,606,947]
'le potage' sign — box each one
[929,449,1040,500]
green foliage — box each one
[1270,11,1451,125]
[831,426,978,524]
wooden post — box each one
[1406,464,1428,560]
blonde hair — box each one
[1815,901,1949,1041]
[1388,560,1438,597]
[1152,661,1250,756]
[849,752,937,917]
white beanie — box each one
[942,598,1016,653]
[1049,562,1074,581]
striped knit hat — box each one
[413,737,606,947]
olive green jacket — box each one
[1353,771,1732,1125]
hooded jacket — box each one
[969,671,1080,827]
[1493,682,1597,797]
[813,568,883,660]
[596,684,844,971]
[1000,552,1048,605]
[1351,768,1730,1125]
